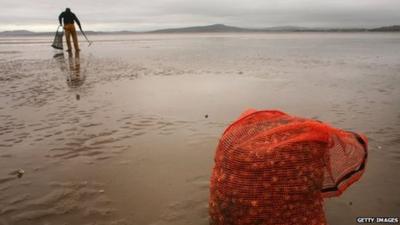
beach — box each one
[0,32,399,225]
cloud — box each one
[1,0,399,31]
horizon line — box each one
[1,23,399,33]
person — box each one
[58,8,81,52]
[209,109,368,225]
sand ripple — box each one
[0,181,121,225]
[1,33,399,224]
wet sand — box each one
[0,33,400,225]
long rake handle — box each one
[78,25,93,46]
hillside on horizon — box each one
[1,24,400,36]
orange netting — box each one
[209,109,367,225]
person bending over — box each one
[59,8,81,52]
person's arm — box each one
[73,13,82,30]
[58,12,64,26]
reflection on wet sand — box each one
[54,51,85,100]
[67,51,84,88]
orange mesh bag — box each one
[209,109,367,225]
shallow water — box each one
[0,33,399,225]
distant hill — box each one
[0,30,37,36]
[148,24,398,33]
[149,24,253,33]
[1,24,399,36]
[0,30,135,36]
[149,24,312,33]
[369,25,400,32]
[262,26,309,31]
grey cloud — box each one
[0,0,399,31]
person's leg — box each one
[71,26,80,51]
[64,25,72,51]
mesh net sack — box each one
[209,109,367,225]
[51,26,64,50]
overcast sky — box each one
[1,0,399,31]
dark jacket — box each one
[59,10,81,27]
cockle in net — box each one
[209,109,367,225]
